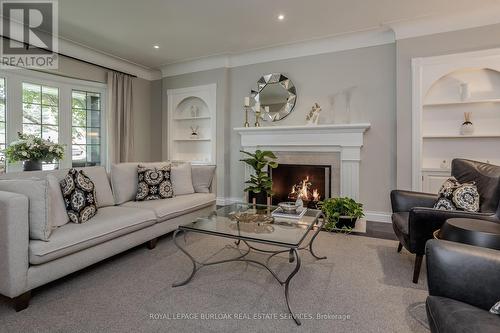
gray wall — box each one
[396,23,500,189]
[161,44,396,212]
[162,68,230,200]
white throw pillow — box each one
[47,174,70,227]
[191,165,215,193]
[171,163,195,196]
[78,166,114,207]
[0,179,52,241]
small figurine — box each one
[460,112,474,135]
[190,105,199,118]
[306,103,321,125]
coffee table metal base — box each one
[172,219,326,326]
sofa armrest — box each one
[426,239,500,311]
[0,191,30,298]
[390,190,437,212]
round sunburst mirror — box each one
[251,73,297,122]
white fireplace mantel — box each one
[234,123,370,200]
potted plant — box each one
[4,132,65,171]
[240,150,278,205]
[319,197,364,231]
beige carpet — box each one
[0,231,429,333]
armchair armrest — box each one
[408,208,496,253]
[0,191,30,298]
[390,190,437,212]
[426,239,500,311]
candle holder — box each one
[243,106,251,127]
[254,110,261,127]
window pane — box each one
[22,83,41,104]
[42,86,58,106]
[42,125,58,142]
[72,108,86,127]
[42,106,58,125]
[0,79,5,99]
[88,92,100,110]
[72,91,86,109]
[0,122,4,135]
[0,103,5,122]
[23,103,41,124]
[72,145,86,167]
[87,110,100,128]
[72,127,86,144]
[87,128,100,144]
[23,124,42,137]
[87,145,100,164]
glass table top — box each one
[180,203,322,247]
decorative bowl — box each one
[228,212,274,224]
[278,202,298,214]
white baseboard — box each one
[364,211,392,223]
[216,197,392,223]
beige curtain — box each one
[107,71,134,163]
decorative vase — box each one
[23,160,42,171]
[460,112,474,135]
[459,83,471,101]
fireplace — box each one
[270,164,331,208]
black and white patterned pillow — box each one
[135,164,173,201]
[434,177,480,212]
[60,169,98,223]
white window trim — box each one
[0,67,107,172]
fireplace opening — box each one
[270,164,331,208]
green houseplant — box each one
[240,150,278,205]
[319,197,364,231]
[4,132,65,171]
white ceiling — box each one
[59,0,500,69]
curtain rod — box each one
[0,35,138,78]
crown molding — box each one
[161,28,395,77]
[59,38,162,81]
[386,5,500,40]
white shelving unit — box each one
[167,84,216,164]
[414,61,500,192]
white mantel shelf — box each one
[234,123,371,201]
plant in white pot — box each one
[4,132,65,171]
[319,197,364,232]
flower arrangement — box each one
[4,132,65,164]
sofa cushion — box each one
[29,206,157,265]
[426,296,500,333]
[0,179,51,241]
[80,166,115,208]
[192,165,215,193]
[47,174,69,227]
[121,193,215,221]
[111,162,171,205]
[171,163,195,195]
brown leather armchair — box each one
[391,159,500,283]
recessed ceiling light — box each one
[153,45,160,49]
[277,14,285,21]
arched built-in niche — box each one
[412,50,500,192]
[167,84,216,164]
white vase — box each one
[460,122,474,135]
[459,83,471,101]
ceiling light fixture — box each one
[153,45,160,49]
[277,14,285,21]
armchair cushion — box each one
[433,177,479,212]
[452,159,500,213]
[426,296,500,333]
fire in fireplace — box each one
[270,164,331,208]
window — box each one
[22,83,59,141]
[0,78,5,173]
[72,90,101,167]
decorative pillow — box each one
[135,164,173,201]
[171,163,195,196]
[490,301,500,315]
[191,165,215,193]
[433,177,480,212]
[47,174,70,227]
[60,169,98,223]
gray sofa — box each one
[0,163,216,311]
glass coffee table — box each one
[172,203,326,326]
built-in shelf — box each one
[173,138,211,142]
[173,116,211,121]
[424,98,500,106]
[423,134,500,139]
